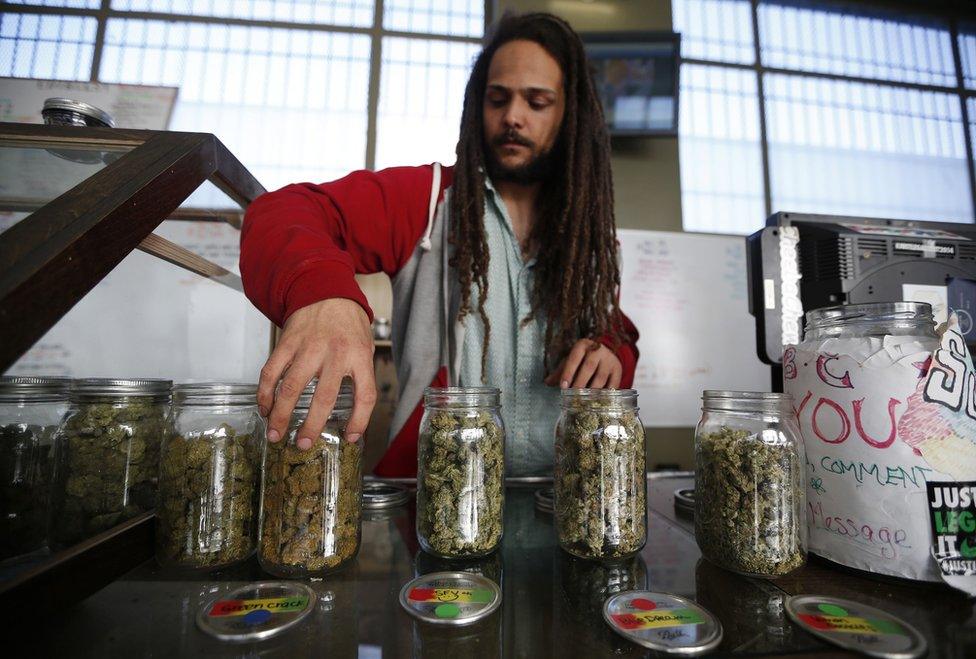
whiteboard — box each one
[618,229,771,426]
[7,220,270,383]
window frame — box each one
[0,0,491,170]
[676,0,976,225]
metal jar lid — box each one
[42,97,115,127]
[399,571,501,626]
[673,488,694,518]
[785,595,927,659]
[534,487,554,514]
[362,481,410,510]
[70,378,172,402]
[603,591,723,655]
[196,581,315,642]
[0,376,71,401]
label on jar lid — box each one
[399,571,501,626]
[603,591,722,655]
[197,582,315,642]
[785,595,927,658]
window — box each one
[674,0,976,234]
[0,13,97,80]
[0,1,486,201]
[374,36,478,170]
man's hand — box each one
[258,298,377,450]
[544,339,622,389]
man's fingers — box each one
[267,361,317,443]
[589,361,612,389]
[544,359,566,386]
[296,373,340,448]
[571,351,601,388]
[560,341,592,388]
[257,343,294,417]
[346,361,377,443]
[609,363,622,389]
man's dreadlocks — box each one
[450,12,624,374]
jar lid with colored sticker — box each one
[602,591,723,655]
[196,581,315,642]
[399,571,501,626]
[785,595,927,659]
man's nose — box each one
[502,99,526,129]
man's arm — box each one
[239,164,451,448]
[240,164,448,326]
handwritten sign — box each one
[784,313,976,582]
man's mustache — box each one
[492,129,534,148]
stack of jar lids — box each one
[534,487,554,514]
[362,481,411,510]
[673,488,695,518]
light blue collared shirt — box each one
[458,178,561,476]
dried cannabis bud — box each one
[50,399,168,547]
[0,424,54,560]
[695,427,804,576]
[156,424,260,568]
[259,436,362,574]
[416,409,504,557]
[554,402,646,560]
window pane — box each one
[5,0,100,7]
[0,13,97,80]
[111,0,375,27]
[765,73,973,223]
[383,0,483,38]
[99,19,370,203]
[960,24,976,90]
[672,0,755,64]
[758,1,956,86]
[969,97,976,192]
[679,64,766,234]
[374,37,478,170]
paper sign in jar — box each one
[785,311,976,584]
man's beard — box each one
[484,129,559,185]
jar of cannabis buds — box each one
[694,390,806,577]
[0,376,69,561]
[554,389,646,561]
[258,380,362,577]
[156,382,263,570]
[416,387,505,559]
[50,378,172,548]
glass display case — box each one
[0,121,266,608]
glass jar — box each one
[694,391,806,577]
[554,389,646,561]
[156,383,263,570]
[0,376,70,561]
[258,380,363,577]
[416,387,505,559]
[785,302,941,581]
[50,378,172,548]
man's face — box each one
[483,39,566,184]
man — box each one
[240,12,639,477]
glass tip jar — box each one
[416,387,505,559]
[694,390,807,578]
[554,388,647,561]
